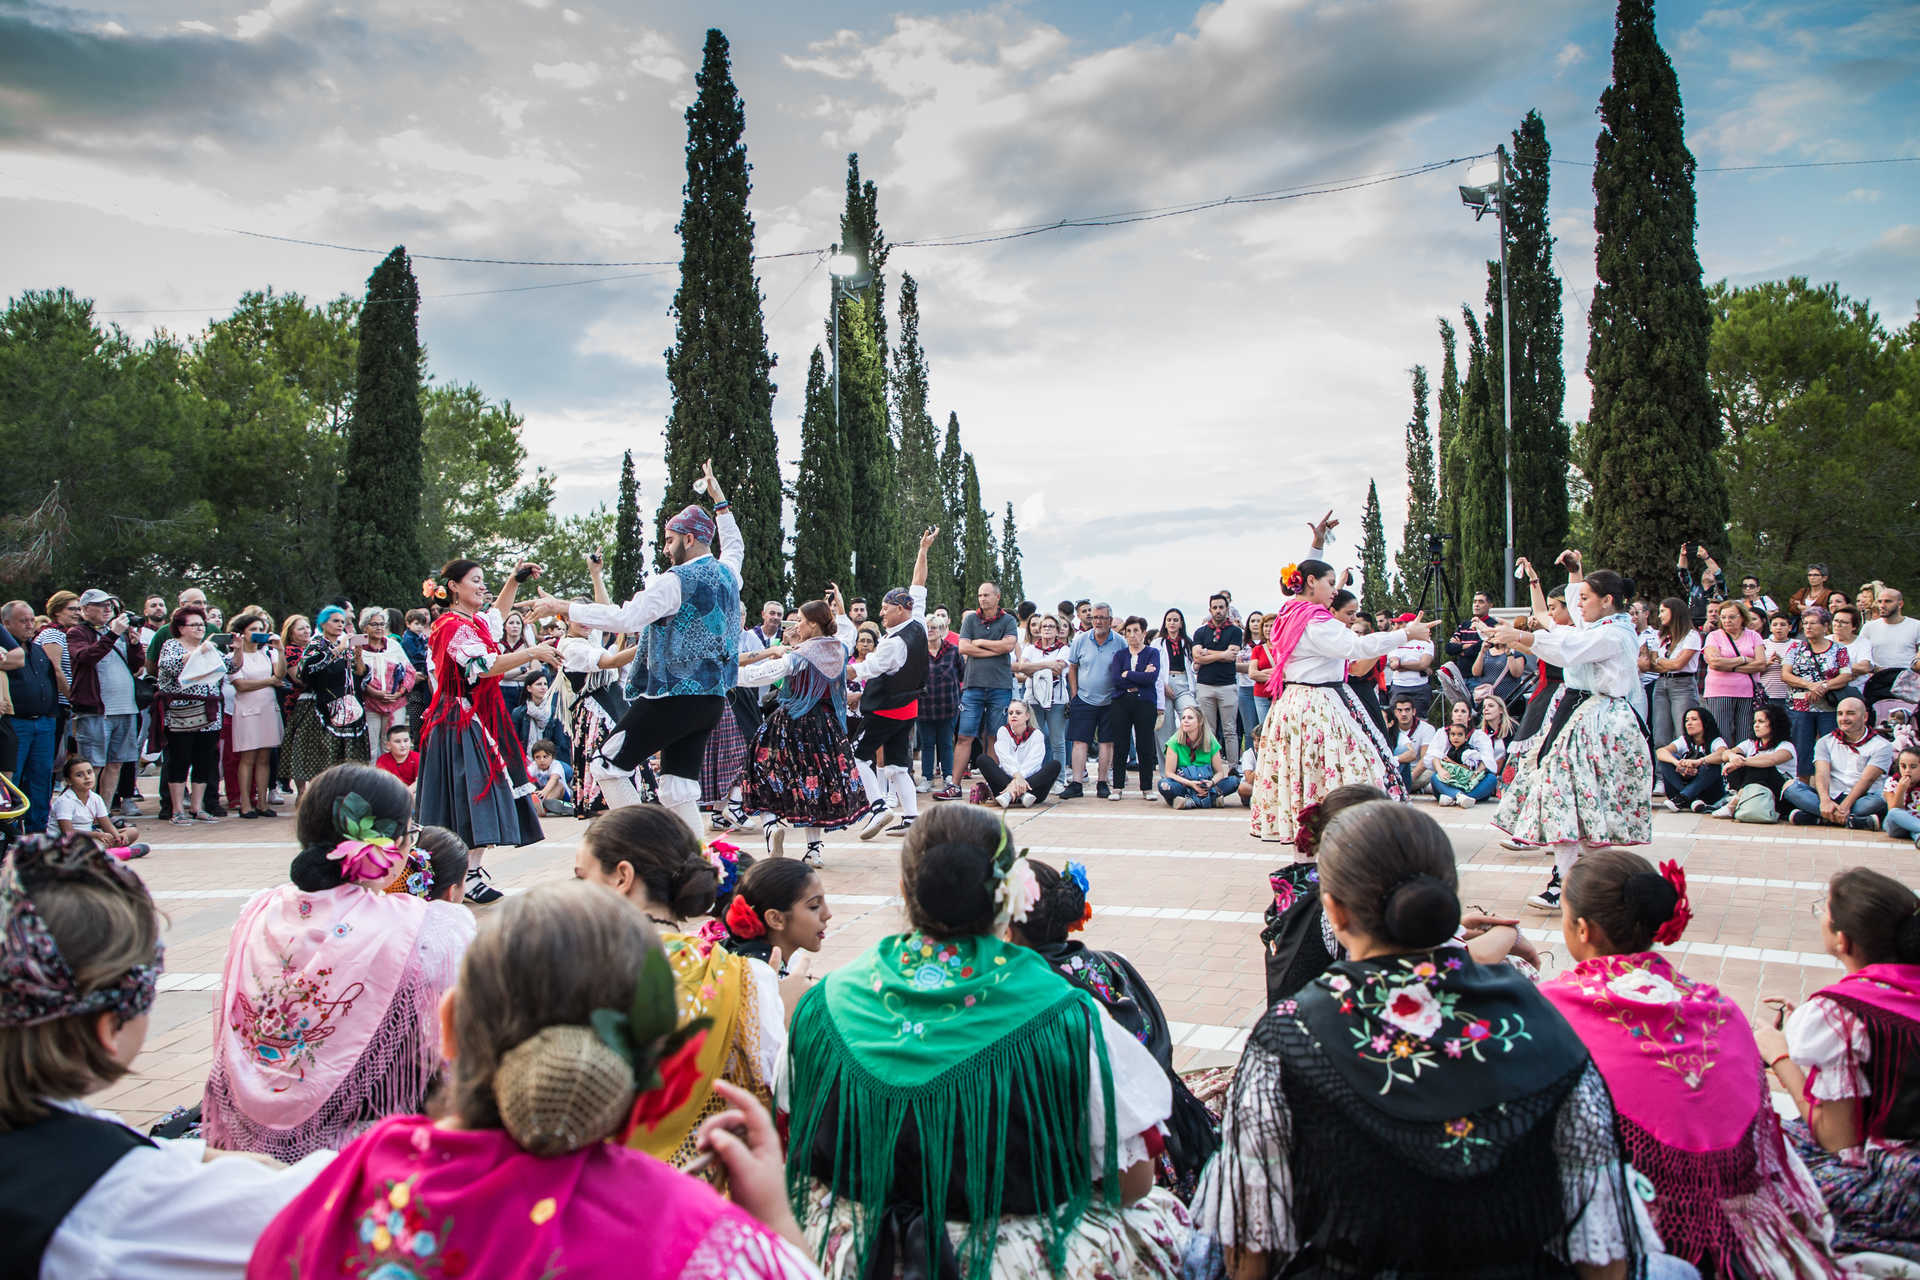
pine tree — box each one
[1359,480,1390,617]
[999,502,1024,605]
[1393,364,1437,611]
[610,449,645,600]
[837,294,894,601]
[1504,111,1570,572]
[1457,306,1506,602]
[791,347,852,599]
[1435,318,1465,590]
[891,274,943,576]
[937,412,966,609]
[337,246,424,607]
[959,454,993,594]
[658,29,783,587]
[1587,0,1725,597]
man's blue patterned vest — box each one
[627,556,743,699]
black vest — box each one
[0,1105,156,1280]
[862,620,928,714]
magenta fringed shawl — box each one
[1263,599,1334,700]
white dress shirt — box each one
[1536,614,1641,699]
[1282,620,1406,686]
[567,511,744,679]
[849,585,927,683]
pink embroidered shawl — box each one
[1544,953,1837,1276]
[1808,962,1920,1140]
[202,884,471,1161]
[1262,600,1334,700]
[246,1114,801,1280]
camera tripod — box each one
[1409,533,1461,633]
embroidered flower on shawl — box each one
[345,1176,454,1277]
[1606,966,1681,1005]
[624,1030,709,1135]
[1381,984,1443,1040]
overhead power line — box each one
[1551,154,1920,172]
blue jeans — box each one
[1887,807,1920,842]
[1781,780,1888,825]
[956,686,1012,741]
[1237,687,1259,749]
[10,715,56,833]
[1040,702,1069,769]
[1656,760,1725,807]
[1787,708,1837,782]
[1157,766,1242,809]
[918,715,956,782]
[1430,770,1497,802]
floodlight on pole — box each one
[827,245,872,511]
[1455,148,1518,606]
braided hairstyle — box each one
[1317,801,1460,950]
[900,804,1008,939]
[1019,860,1088,946]
[1563,849,1679,954]
[1294,783,1390,857]
[414,826,471,901]
[580,807,717,920]
[289,764,412,892]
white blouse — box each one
[557,630,606,674]
[1282,620,1406,686]
[1534,614,1641,699]
[1785,995,1871,1105]
[993,725,1050,778]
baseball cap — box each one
[77,589,115,607]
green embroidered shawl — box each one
[785,932,1120,1277]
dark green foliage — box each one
[337,246,425,610]
[1585,0,1726,599]
[838,154,891,372]
[791,347,853,600]
[1503,113,1570,572]
[892,274,944,586]
[1709,278,1919,590]
[999,503,1024,606]
[1393,364,1437,610]
[1456,306,1505,600]
[837,295,895,599]
[938,412,967,608]
[417,384,555,578]
[658,29,784,590]
[959,454,993,595]
[1359,480,1390,617]
[1434,319,1465,590]
[611,449,645,601]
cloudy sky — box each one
[3,0,1916,610]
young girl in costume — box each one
[720,857,833,978]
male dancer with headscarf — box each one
[845,526,938,839]
[531,459,743,838]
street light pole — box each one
[1496,143,1516,609]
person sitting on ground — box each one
[783,802,1192,1277]
[1544,850,1841,1278]
[1011,858,1221,1200]
[1655,706,1729,815]
[1477,693,1513,773]
[719,856,833,978]
[973,698,1061,807]
[1753,867,1920,1263]
[571,805,793,1169]
[1428,719,1497,809]
[373,722,419,795]
[51,758,142,856]
[1882,746,1920,848]
[528,737,576,817]
[1159,704,1241,809]
[246,880,820,1280]
[1387,693,1436,794]
[1710,705,1797,819]
[1193,801,1689,1280]
[1782,697,1892,829]
[0,834,337,1280]
[201,763,477,1162]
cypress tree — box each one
[892,274,943,574]
[337,246,423,607]
[837,294,893,600]
[937,412,966,608]
[959,454,992,593]
[1586,0,1725,597]
[1359,480,1390,617]
[791,347,852,598]
[610,449,644,601]
[999,502,1024,605]
[658,29,783,586]
[838,154,891,372]
[1434,318,1465,590]
[1504,111,1570,571]
[1393,364,1437,610]
[1456,307,1505,602]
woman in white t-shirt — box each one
[1649,597,1703,750]
[51,758,143,855]
[1654,706,1728,813]
[1711,705,1797,818]
[973,699,1060,806]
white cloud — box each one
[235,0,305,40]
[627,31,691,85]
[1845,187,1882,203]
[531,61,600,91]
[1553,42,1584,71]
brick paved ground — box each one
[95,786,1920,1130]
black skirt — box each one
[742,702,868,828]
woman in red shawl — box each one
[1546,849,1842,1278]
[416,558,556,904]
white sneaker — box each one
[996,789,1013,808]
[1457,795,1476,809]
[764,821,786,858]
[1662,798,1681,813]
[1500,838,1536,853]
[1021,793,1039,807]
[1437,794,1457,807]
[857,802,894,841]
[1710,804,1733,819]
[916,778,933,794]
[1139,789,1158,801]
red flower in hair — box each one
[1293,802,1323,853]
[624,1030,709,1135]
[1652,859,1692,946]
[725,895,766,939]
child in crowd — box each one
[51,758,145,859]
[529,738,576,816]
[373,724,418,792]
[413,825,471,903]
[719,856,833,977]
[1428,720,1496,809]
[1884,745,1920,846]
[0,835,335,1278]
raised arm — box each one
[702,460,746,581]
[913,525,935,590]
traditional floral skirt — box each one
[701,698,752,804]
[1492,690,1651,848]
[798,1181,1191,1279]
[279,698,369,786]
[742,703,866,829]
[568,697,610,815]
[1785,1118,1920,1261]
[1248,683,1406,843]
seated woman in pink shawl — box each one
[247,880,821,1280]
[1547,850,1843,1278]
[202,763,476,1161]
[1755,867,1920,1263]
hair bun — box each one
[494,1025,636,1156]
[1381,873,1460,949]
[1624,871,1679,929]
